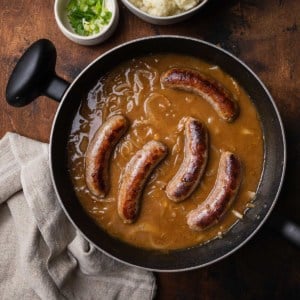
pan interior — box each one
[50,37,285,271]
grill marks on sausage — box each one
[187,152,242,231]
[85,115,129,198]
[166,117,208,202]
[118,141,168,223]
[161,68,239,122]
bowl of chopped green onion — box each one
[54,0,119,45]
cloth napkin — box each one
[0,132,156,300]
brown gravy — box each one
[68,54,264,250]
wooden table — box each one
[1,0,300,298]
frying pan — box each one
[6,36,286,271]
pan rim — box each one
[49,35,286,272]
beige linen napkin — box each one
[0,132,156,300]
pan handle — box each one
[6,39,70,107]
[267,214,300,248]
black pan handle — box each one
[6,39,70,107]
[267,214,300,248]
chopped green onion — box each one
[67,0,112,36]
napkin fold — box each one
[0,132,156,300]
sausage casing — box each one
[161,68,239,122]
[166,117,208,202]
[85,115,129,198]
[187,151,242,231]
[118,141,168,223]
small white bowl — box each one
[121,0,208,25]
[54,0,119,46]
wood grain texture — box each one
[1,0,300,299]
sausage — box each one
[118,141,168,223]
[187,151,242,231]
[85,115,129,198]
[166,117,208,202]
[161,68,239,122]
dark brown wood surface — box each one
[1,0,300,299]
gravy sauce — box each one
[68,54,263,250]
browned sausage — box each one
[187,151,242,231]
[166,117,208,202]
[85,115,129,198]
[161,68,239,122]
[118,141,168,223]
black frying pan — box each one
[6,36,286,271]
